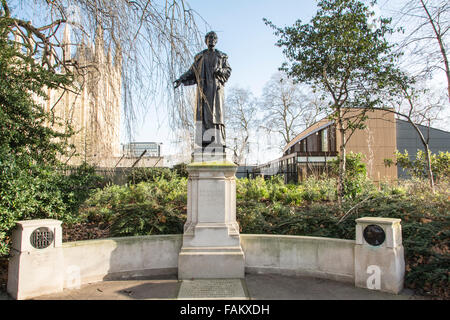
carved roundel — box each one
[30,227,54,249]
[363,224,386,246]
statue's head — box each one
[205,31,218,49]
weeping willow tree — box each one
[1,0,206,140]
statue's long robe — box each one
[178,48,231,146]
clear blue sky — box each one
[134,0,319,161]
[192,0,318,96]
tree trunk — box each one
[237,135,249,165]
[420,0,450,102]
[337,115,346,210]
[405,116,436,194]
[424,144,435,193]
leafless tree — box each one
[390,0,450,101]
[1,0,205,139]
[225,87,258,165]
[382,83,445,193]
[260,72,324,150]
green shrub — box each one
[284,185,305,206]
[109,201,185,236]
[84,178,188,237]
[126,167,178,184]
[237,177,270,201]
[58,163,104,216]
[301,176,337,202]
[328,152,367,176]
[173,163,189,178]
[394,150,450,182]
[328,152,372,199]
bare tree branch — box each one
[261,72,325,150]
[2,0,205,143]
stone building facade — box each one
[45,25,122,167]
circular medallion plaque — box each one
[363,224,385,246]
[30,227,54,249]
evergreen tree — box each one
[0,20,74,255]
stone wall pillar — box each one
[178,161,245,279]
[354,217,405,294]
[7,219,64,300]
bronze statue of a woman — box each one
[174,31,231,151]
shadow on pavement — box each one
[115,280,180,300]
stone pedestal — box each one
[191,148,227,163]
[178,160,245,279]
[7,219,64,300]
[354,217,405,294]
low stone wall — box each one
[241,235,355,283]
[61,234,356,288]
[62,235,182,285]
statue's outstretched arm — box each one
[174,63,198,89]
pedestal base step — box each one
[177,279,249,300]
[178,247,245,280]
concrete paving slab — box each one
[245,274,424,300]
[22,273,428,300]
[32,276,181,300]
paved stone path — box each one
[2,274,425,300]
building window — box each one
[307,134,317,152]
[321,129,328,152]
